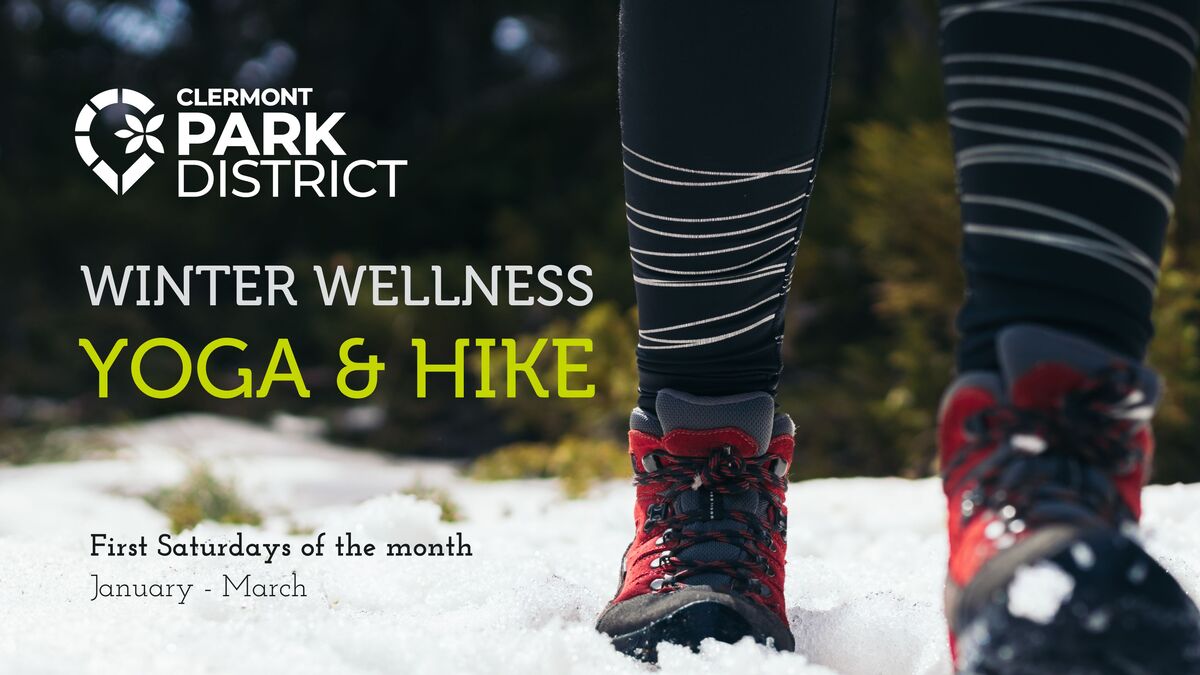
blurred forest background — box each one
[2,0,1199,483]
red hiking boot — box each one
[939,325,1200,674]
[596,389,794,660]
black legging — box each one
[619,0,838,410]
[943,0,1199,369]
[619,0,1198,411]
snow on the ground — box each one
[0,414,1198,675]
[1006,561,1075,624]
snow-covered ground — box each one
[1,414,1199,675]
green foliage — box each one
[779,120,959,478]
[469,436,631,498]
[145,466,263,534]
[1148,248,1200,482]
[400,480,463,522]
[1151,82,1200,483]
[474,302,639,442]
[847,120,962,470]
[0,430,81,465]
[0,427,115,465]
[848,121,963,324]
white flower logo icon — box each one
[114,113,165,154]
[76,88,160,194]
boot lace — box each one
[637,446,787,597]
[944,364,1152,534]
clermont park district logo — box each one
[74,88,164,195]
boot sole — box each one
[608,600,784,662]
[954,529,1200,674]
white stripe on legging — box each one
[944,75,1189,137]
[638,314,776,350]
[947,98,1181,177]
[940,0,1195,57]
[943,52,1191,122]
[626,191,808,224]
[965,223,1158,292]
[630,238,795,276]
[630,227,796,258]
[628,206,804,240]
[956,144,1175,212]
[949,116,1178,182]
[633,265,787,288]
[940,0,1195,43]
[622,143,815,177]
[639,293,784,335]
[950,7,1195,67]
[962,193,1161,275]
[622,160,811,188]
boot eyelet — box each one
[772,458,789,477]
[746,579,772,598]
[649,575,675,591]
[647,503,666,521]
[643,503,667,532]
[641,453,660,473]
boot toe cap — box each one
[597,586,794,661]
